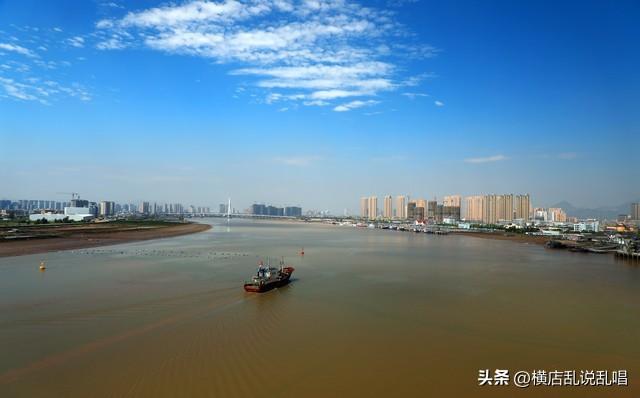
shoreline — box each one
[0,222,211,258]
[449,230,549,245]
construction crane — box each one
[56,192,80,200]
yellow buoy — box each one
[39,261,46,271]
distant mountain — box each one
[550,200,639,220]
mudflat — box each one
[451,230,549,245]
[0,222,211,258]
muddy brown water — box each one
[1,219,638,397]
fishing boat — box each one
[545,240,566,249]
[244,259,295,293]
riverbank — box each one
[450,230,549,245]
[0,221,211,258]
[328,221,552,246]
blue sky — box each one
[1,0,638,213]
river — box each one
[0,219,638,397]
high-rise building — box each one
[415,206,425,221]
[383,195,393,218]
[251,203,267,215]
[360,197,369,219]
[407,201,417,220]
[139,201,150,214]
[284,206,302,217]
[483,195,498,224]
[442,195,461,221]
[548,208,567,222]
[70,199,89,208]
[443,195,461,208]
[368,196,378,220]
[427,200,437,220]
[99,201,115,217]
[88,202,99,217]
[465,195,484,222]
[514,194,531,220]
[497,194,513,222]
[632,203,640,220]
[481,194,529,224]
[396,195,407,219]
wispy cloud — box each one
[402,92,428,99]
[95,0,436,109]
[464,154,507,164]
[0,29,92,104]
[0,42,35,57]
[434,100,444,107]
[0,76,91,104]
[66,36,85,48]
[274,155,322,166]
[96,36,127,50]
[333,99,379,112]
[101,1,124,9]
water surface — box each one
[1,219,638,397]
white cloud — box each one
[0,28,92,105]
[434,100,444,107]
[66,36,85,48]
[333,99,379,112]
[102,1,124,9]
[0,42,35,57]
[402,92,428,99]
[95,0,435,109]
[311,89,370,100]
[303,99,330,106]
[464,155,507,164]
[0,77,38,101]
[0,77,91,104]
[96,37,127,50]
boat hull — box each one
[244,267,294,293]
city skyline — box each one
[2,189,639,219]
[1,0,639,212]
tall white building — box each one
[465,195,484,222]
[396,195,407,219]
[368,196,378,220]
[383,195,393,219]
[360,197,369,219]
[99,201,115,217]
[139,201,150,214]
[514,194,531,220]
